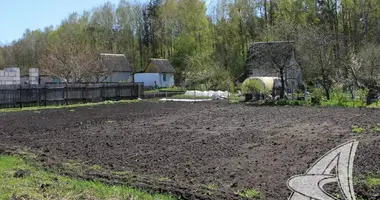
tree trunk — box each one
[324,86,330,100]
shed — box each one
[134,58,175,88]
[243,41,303,92]
[99,53,134,83]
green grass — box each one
[206,184,217,190]
[0,99,140,113]
[366,177,380,187]
[352,125,365,134]
[88,164,103,171]
[158,177,170,181]
[0,155,173,200]
[236,188,261,198]
[373,124,380,132]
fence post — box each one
[65,83,68,105]
[44,85,47,107]
[37,85,40,107]
[19,85,22,109]
[137,83,140,99]
[101,83,104,102]
[117,83,121,101]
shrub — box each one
[277,99,289,106]
[242,79,265,96]
[358,88,369,107]
[311,88,324,105]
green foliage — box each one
[236,188,261,199]
[242,79,265,95]
[263,99,307,106]
[358,88,369,107]
[351,125,365,134]
[310,88,324,105]
[0,155,173,200]
[373,124,380,133]
[366,177,380,187]
[206,184,218,190]
[88,164,103,171]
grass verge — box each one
[0,99,140,113]
[0,155,173,200]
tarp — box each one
[184,90,230,99]
[242,77,281,94]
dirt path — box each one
[0,102,379,199]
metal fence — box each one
[0,82,144,109]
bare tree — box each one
[296,26,338,100]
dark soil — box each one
[1,101,380,199]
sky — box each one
[0,0,123,44]
[0,0,212,44]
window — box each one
[163,74,166,81]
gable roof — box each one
[100,53,134,72]
[146,58,175,73]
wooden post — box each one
[44,85,47,107]
[118,84,121,101]
[65,83,68,105]
[101,84,104,102]
[19,85,22,109]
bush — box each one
[311,88,324,105]
[241,79,265,95]
[359,88,369,107]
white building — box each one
[134,58,175,88]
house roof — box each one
[100,53,134,72]
[147,58,175,73]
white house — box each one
[134,58,175,88]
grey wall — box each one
[0,68,20,85]
[103,72,132,83]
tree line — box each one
[1,0,380,99]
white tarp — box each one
[184,90,229,99]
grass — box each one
[366,177,380,187]
[206,184,217,190]
[0,155,173,200]
[236,188,261,198]
[373,124,380,132]
[88,164,103,171]
[352,125,365,134]
[158,177,170,181]
[0,99,140,113]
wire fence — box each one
[0,82,144,109]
